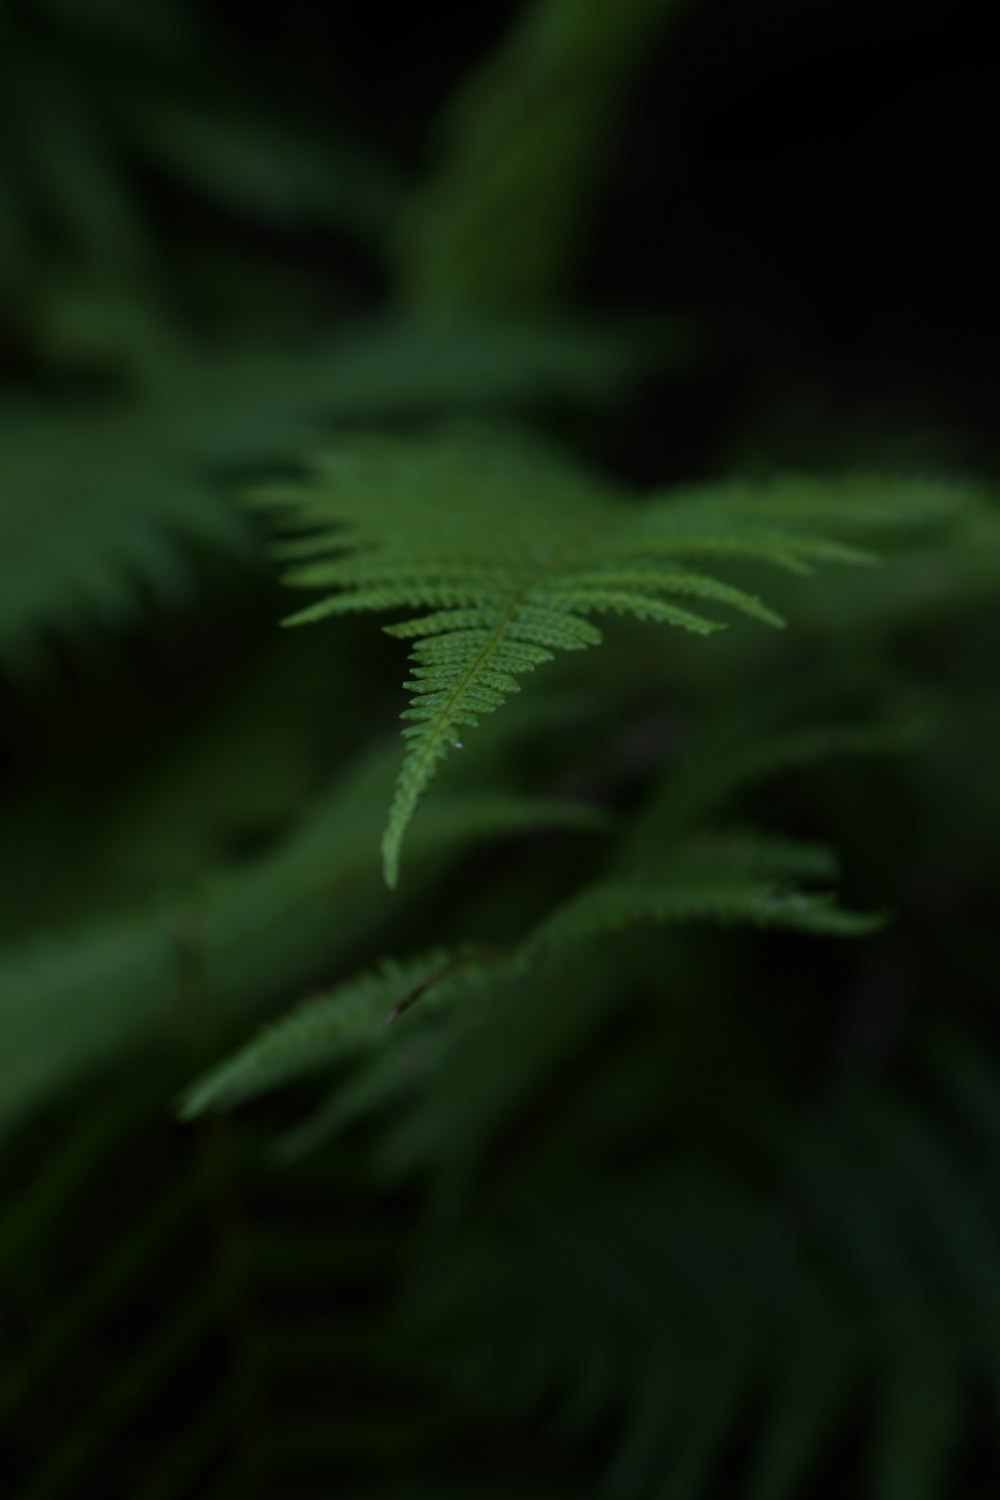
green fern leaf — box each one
[258,425,946,885]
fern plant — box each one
[3,1,1000,1498]
[255,422,963,884]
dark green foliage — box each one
[2,1,1000,1497]
[398,0,695,312]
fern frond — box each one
[811,501,1000,637]
[183,830,872,1127]
[0,730,602,1138]
[178,952,459,1120]
[0,345,320,665]
[533,874,880,948]
[534,829,878,946]
[400,0,695,312]
[259,424,948,884]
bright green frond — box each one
[258,426,946,885]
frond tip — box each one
[254,425,960,886]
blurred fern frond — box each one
[0,0,401,355]
[0,1066,534,1500]
[533,830,883,947]
[400,0,695,312]
[256,422,966,884]
[363,1006,1000,1500]
[0,349,301,667]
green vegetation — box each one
[2,1,998,1496]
